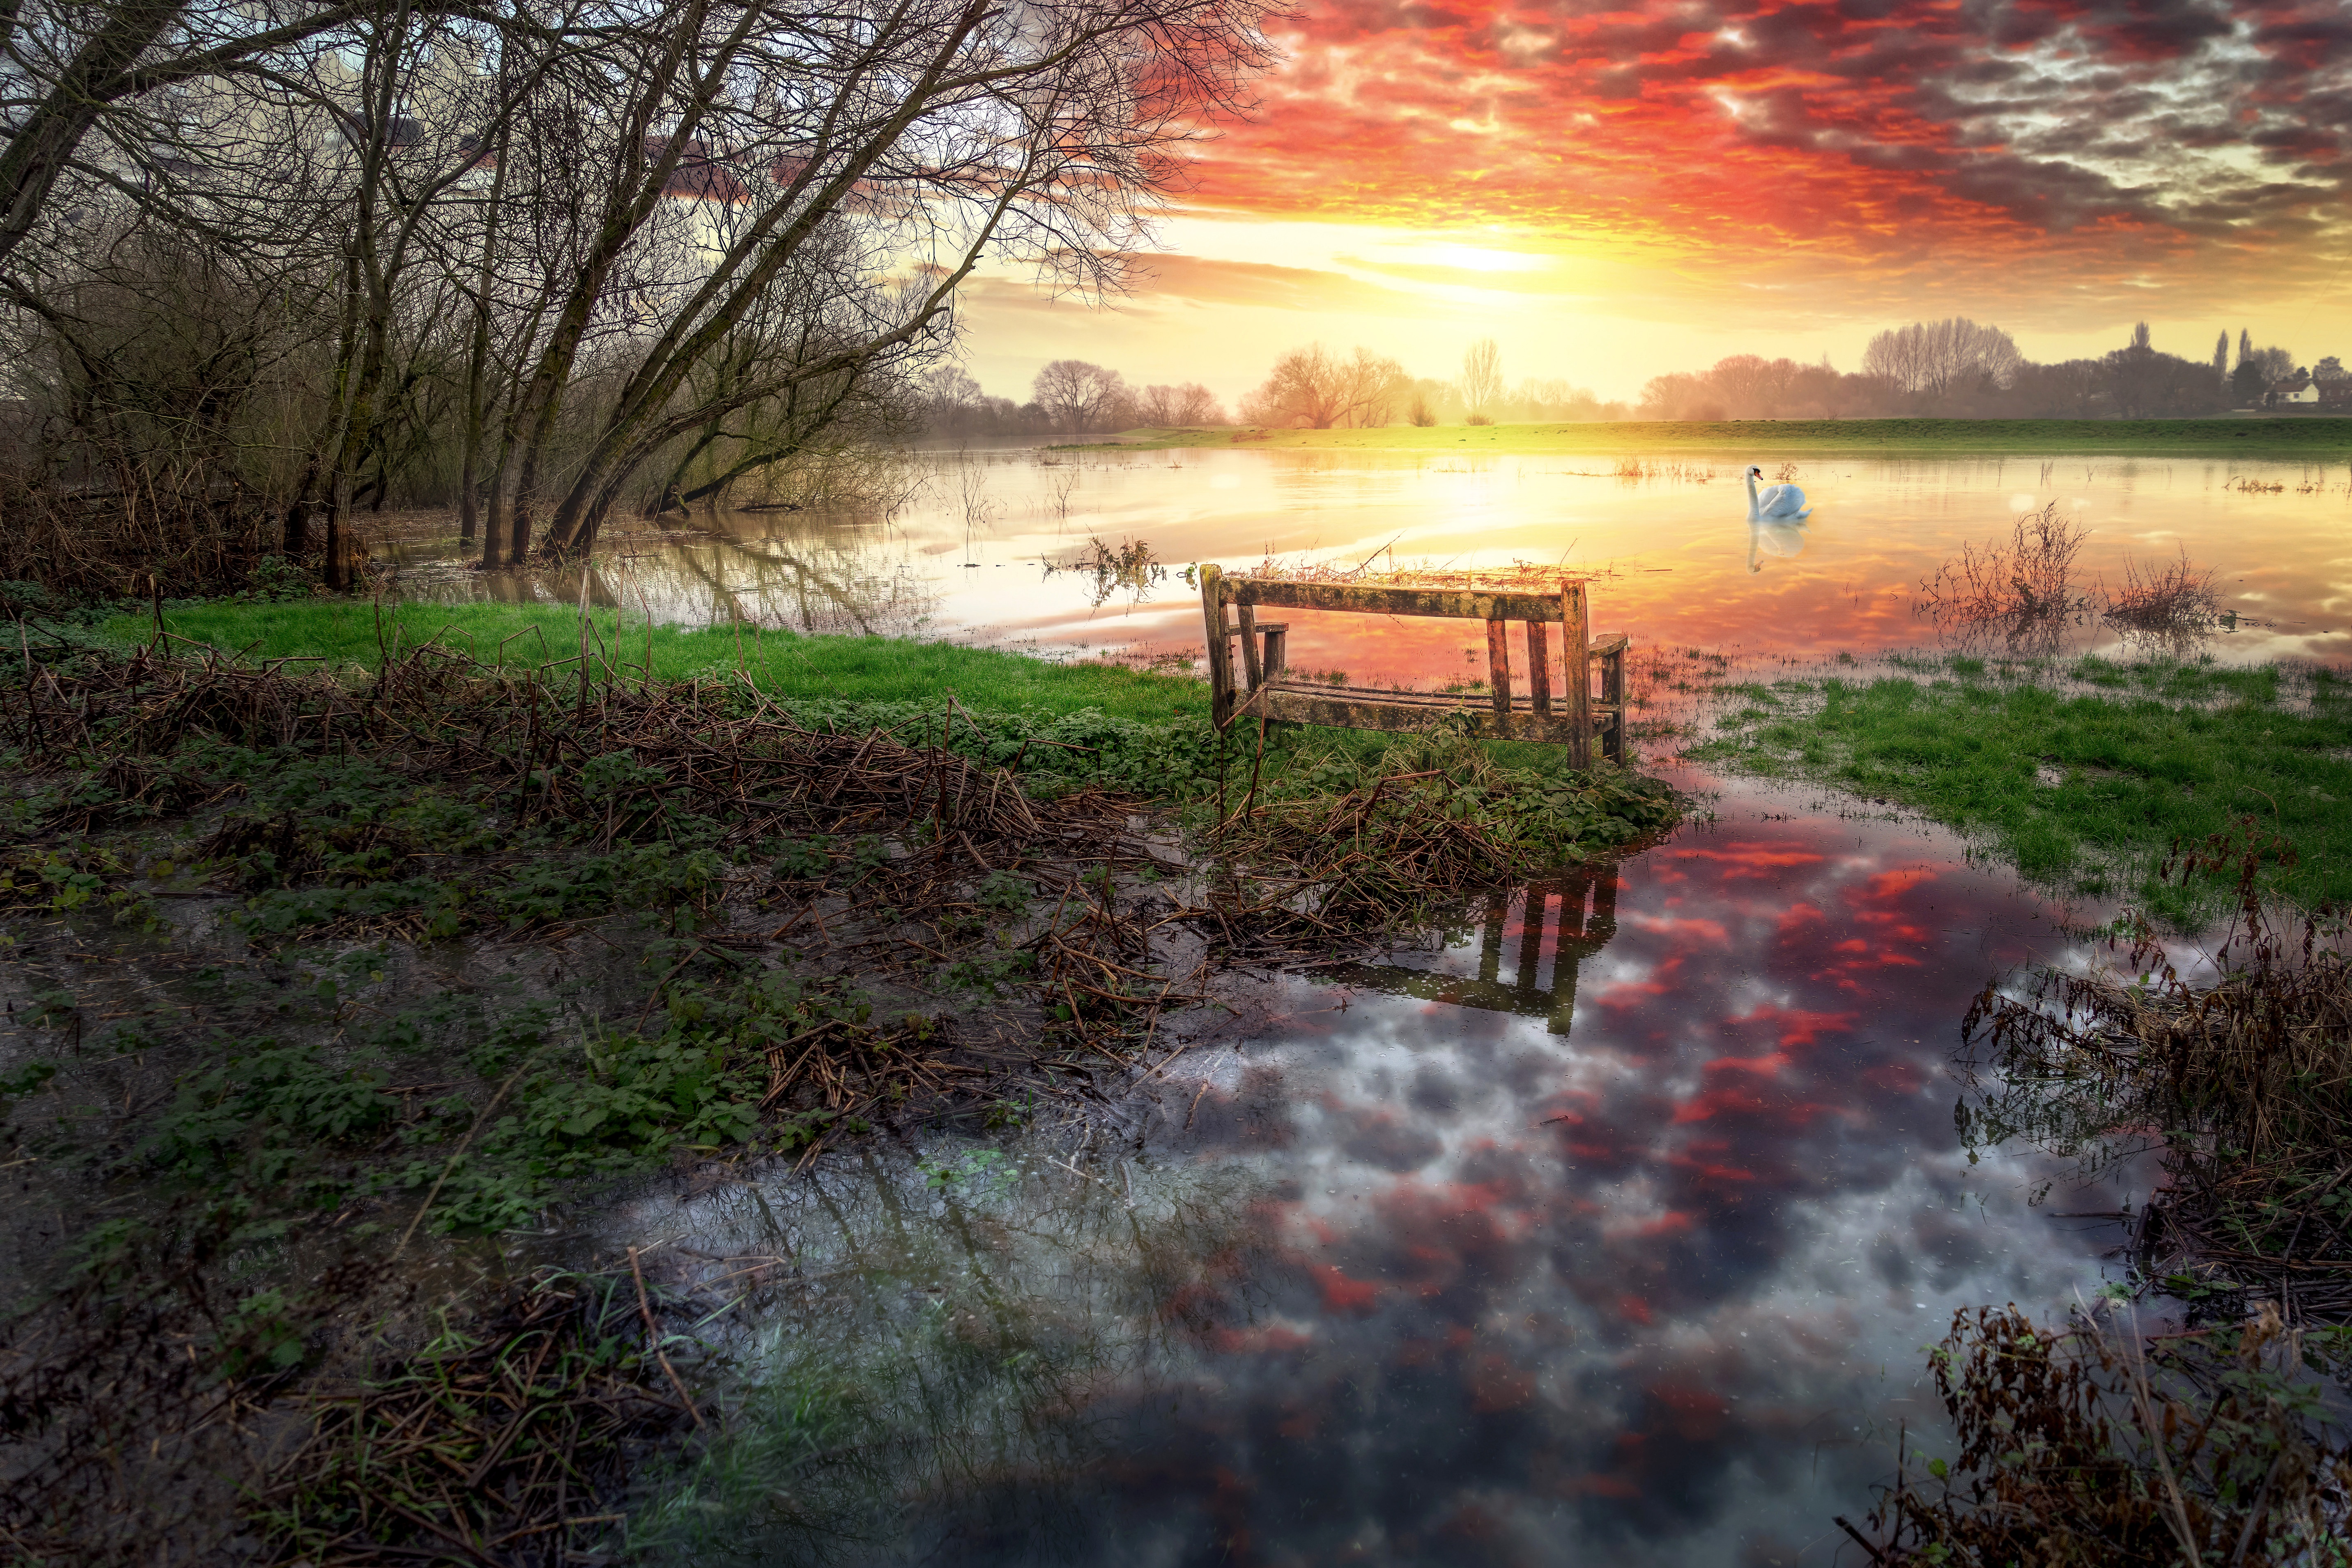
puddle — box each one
[613,777,2149,1565]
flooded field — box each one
[386,446,2352,683]
[16,444,2341,1560]
[615,768,2155,1566]
[362,443,2352,1559]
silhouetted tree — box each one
[1134,382,1223,425]
[1032,360,1129,434]
[1862,318,2022,398]
[1241,343,1406,429]
[1461,337,1501,421]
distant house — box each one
[2318,380,2352,411]
[2267,373,2320,408]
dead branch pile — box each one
[0,471,288,600]
[248,1271,690,1567]
[0,1236,695,1568]
[2,637,1204,1147]
[1200,731,1676,956]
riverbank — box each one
[99,601,2352,920]
[1106,416,2352,458]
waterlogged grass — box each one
[1694,655,2352,921]
[101,598,1213,724]
[1111,416,2352,457]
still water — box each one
[472,444,2334,1561]
[614,772,2156,1566]
[396,445,2352,680]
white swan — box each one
[1744,465,1811,522]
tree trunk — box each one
[456,112,513,550]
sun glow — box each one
[958,0,2352,404]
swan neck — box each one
[1744,469,1759,520]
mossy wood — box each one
[1198,564,1628,766]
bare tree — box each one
[1861,318,2021,398]
[1241,343,1402,429]
[1460,336,1499,418]
[0,0,1280,590]
[508,0,1278,560]
[2249,345,2295,382]
[1133,380,1219,425]
[1033,359,1127,433]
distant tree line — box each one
[918,361,1225,438]
[929,315,2346,448]
[1237,336,1621,430]
[1641,320,2341,422]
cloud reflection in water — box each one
[634,797,2142,1567]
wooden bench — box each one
[1197,565,1628,767]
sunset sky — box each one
[957,0,2352,405]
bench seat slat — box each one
[1230,579,1592,623]
[1246,681,1619,743]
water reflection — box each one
[625,781,2145,1566]
[1746,518,1809,575]
[1327,867,1619,1036]
[382,449,2347,680]
[389,507,940,636]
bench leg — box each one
[1601,647,1624,763]
[1199,564,1233,729]
[1560,584,1591,769]
[1485,618,1513,738]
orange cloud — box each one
[1177,0,2352,322]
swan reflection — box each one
[1747,517,1809,573]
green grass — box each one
[97,598,1642,778]
[1106,417,2352,457]
[1692,657,2352,922]
[103,599,1212,725]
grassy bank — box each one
[1108,416,2352,458]
[1691,655,2352,922]
[102,598,1214,724]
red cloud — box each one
[1181,0,2351,311]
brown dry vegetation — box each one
[1960,825,2352,1318]
[1858,1304,2352,1565]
